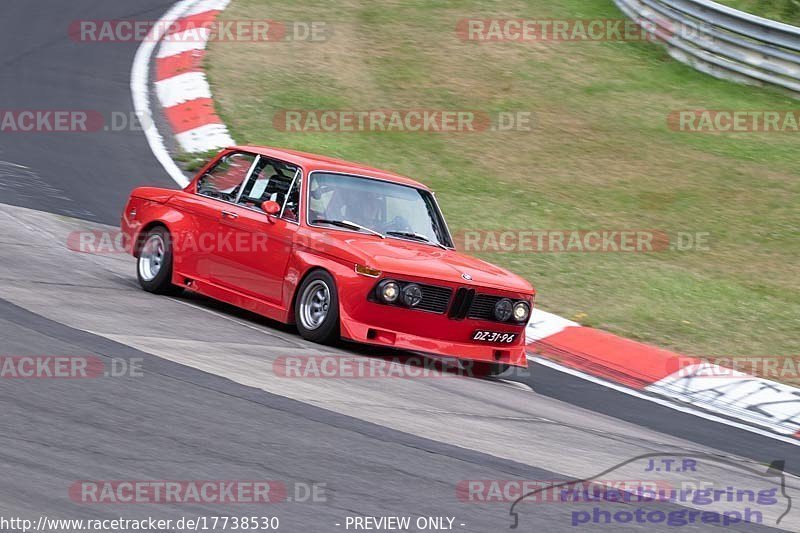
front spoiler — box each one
[339,318,528,368]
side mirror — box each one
[261,200,281,216]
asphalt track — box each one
[0,0,176,222]
[1,1,799,532]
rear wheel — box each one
[136,226,179,295]
[295,270,340,344]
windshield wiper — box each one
[386,231,447,250]
[312,219,385,238]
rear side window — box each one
[197,152,256,202]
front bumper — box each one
[338,278,530,368]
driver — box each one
[346,189,384,230]
[330,187,411,234]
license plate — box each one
[472,330,518,344]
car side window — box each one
[197,152,256,202]
[236,158,300,222]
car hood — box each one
[340,236,534,294]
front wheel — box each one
[295,270,340,344]
[136,226,179,295]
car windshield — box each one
[308,172,453,248]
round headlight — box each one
[513,301,531,322]
[402,283,423,307]
[377,280,400,303]
[494,298,513,321]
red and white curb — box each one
[154,0,235,154]
[131,0,235,188]
[136,0,800,445]
[526,310,800,443]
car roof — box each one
[233,145,430,190]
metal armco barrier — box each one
[614,0,800,96]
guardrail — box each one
[614,0,800,96]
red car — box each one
[122,146,535,375]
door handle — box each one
[221,210,239,220]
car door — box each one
[167,150,258,284]
[213,156,301,305]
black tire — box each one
[294,270,340,344]
[136,226,180,295]
[469,361,511,378]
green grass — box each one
[174,149,220,171]
[715,0,800,25]
[205,0,800,359]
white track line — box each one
[530,355,800,446]
[130,0,198,188]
